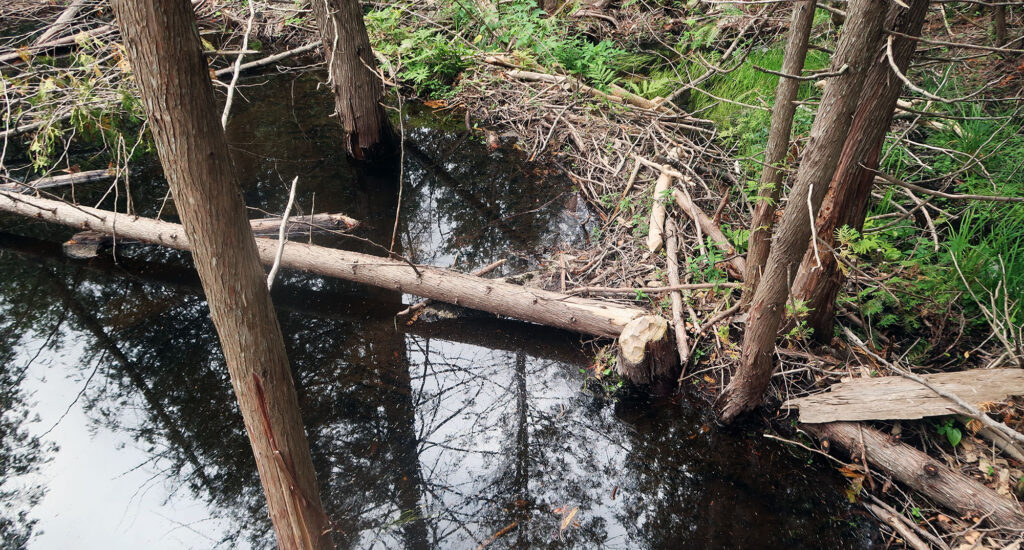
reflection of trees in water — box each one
[0,72,864,548]
[0,239,867,549]
[0,258,61,549]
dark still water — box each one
[0,73,874,549]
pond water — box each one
[0,72,875,548]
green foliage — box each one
[934,417,963,448]
[687,238,726,284]
[367,8,473,98]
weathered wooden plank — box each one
[784,369,1024,424]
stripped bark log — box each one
[646,170,672,252]
[63,212,361,259]
[805,421,1024,530]
[616,315,679,384]
[0,191,644,338]
[671,188,746,279]
[665,218,690,365]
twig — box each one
[220,0,256,128]
[213,41,322,78]
[872,169,1024,203]
[267,176,298,290]
[569,282,741,295]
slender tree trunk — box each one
[790,0,930,343]
[108,1,332,547]
[309,0,395,160]
[994,4,1007,47]
[742,0,818,308]
[719,0,888,423]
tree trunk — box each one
[720,0,888,423]
[108,1,332,548]
[309,0,395,160]
[994,5,1007,47]
[790,0,930,343]
[805,422,1024,529]
[742,0,818,308]
[0,192,646,339]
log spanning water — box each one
[0,191,645,338]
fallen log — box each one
[63,212,361,259]
[804,421,1024,530]
[397,258,507,318]
[1,168,115,194]
[0,191,645,338]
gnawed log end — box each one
[616,315,679,384]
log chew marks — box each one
[617,315,679,384]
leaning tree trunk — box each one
[719,0,888,423]
[309,0,395,160]
[109,1,332,548]
[790,0,930,343]
[742,0,818,309]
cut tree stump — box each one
[616,315,679,384]
[783,369,1024,423]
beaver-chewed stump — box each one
[616,315,679,384]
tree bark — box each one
[742,0,817,308]
[720,0,888,423]
[308,0,395,160]
[107,1,332,548]
[805,422,1024,530]
[790,0,930,343]
[994,5,1007,47]
[0,192,646,339]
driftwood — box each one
[805,421,1024,530]
[784,369,1024,424]
[63,212,361,259]
[0,168,115,194]
[616,315,679,384]
[0,191,645,338]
